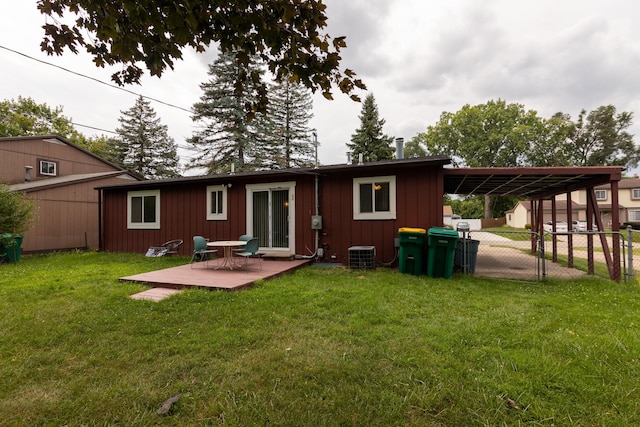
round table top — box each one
[207,240,247,246]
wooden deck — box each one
[121,258,311,293]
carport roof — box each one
[443,166,624,198]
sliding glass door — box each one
[246,182,295,253]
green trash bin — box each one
[398,227,426,275]
[427,227,459,279]
[0,234,23,263]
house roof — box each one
[508,199,583,213]
[95,156,453,190]
[595,176,640,190]
[9,171,139,192]
[0,135,134,175]
[443,166,623,198]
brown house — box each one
[97,157,451,265]
[1,135,141,252]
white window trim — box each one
[40,160,57,176]
[127,189,160,229]
[206,185,228,220]
[595,189,607,201]
[629,209,640,222]
[632,189,640,200]
[353,175,397,220]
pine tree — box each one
[266,79,315,169]
[187,50,268,174]
[115,96,181,178]
[348,93,394,162]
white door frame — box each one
[245,181,296,254]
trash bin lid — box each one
[398,227,426,233]
[428,227,459,238]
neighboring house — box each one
[592,176,640,226]
[443,205,453,224]
[549,176,640,228]
[505,200,582,229]
[1,135,141,252]
[97,157,451,265]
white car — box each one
[572,220,598,232]
[543,221,569,233]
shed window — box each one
[595,189,607,201]
[353,176,396,220]
[632,189,640,200]
[127,190,160,229]
[39,160,57,176]
[206,185,228,220]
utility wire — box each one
[0,44,193,113]
[1,44,201,163]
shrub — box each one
[0,184,35,247]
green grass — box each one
[1,252,640,426]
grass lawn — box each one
[1,252,640,426]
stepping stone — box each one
[130,287,182,302]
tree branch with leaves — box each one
[36,0,366,113]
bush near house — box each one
[0,184,35,248]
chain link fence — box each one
[457,227,639,283]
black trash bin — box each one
[398,227,426,275]
[454,238,480,274]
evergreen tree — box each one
[266,79,315,169]
[187,50,268,174]
[348,93,394,162]
[115,96,180,179]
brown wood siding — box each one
[21,175,133,252]
[101,165,445,266]
[1,138,118,184]
[317,165,443,265]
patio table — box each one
[207,240,247,270]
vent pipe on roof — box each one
[25,166,33,182]
[395,138,404,159]
[358,153,364,165]
[346,152,352,164]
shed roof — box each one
[443,166,623,198]
[96,156,452,190]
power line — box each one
[1,44,204,164]
[0,44,193,114]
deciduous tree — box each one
[36,0,366,113]
[568,105,637,169]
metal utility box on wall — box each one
[311,215,323,230]
[349,246,375,270]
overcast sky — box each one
[2,1,640,174]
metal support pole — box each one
[628,226,634,282]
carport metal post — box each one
[628,226,634,281]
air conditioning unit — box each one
[348,246,375,270]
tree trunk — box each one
[484,194,492,219]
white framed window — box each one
[127,190,160,229]
[595,189,607,201]
[39,160,57,176]
[353,175,397,220]
[206,185,227,220]
[629,210,640,222]
[632,189,640,200]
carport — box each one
[443,166,624,281]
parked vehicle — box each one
[572,220,598,232]
[543,221,569,233]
